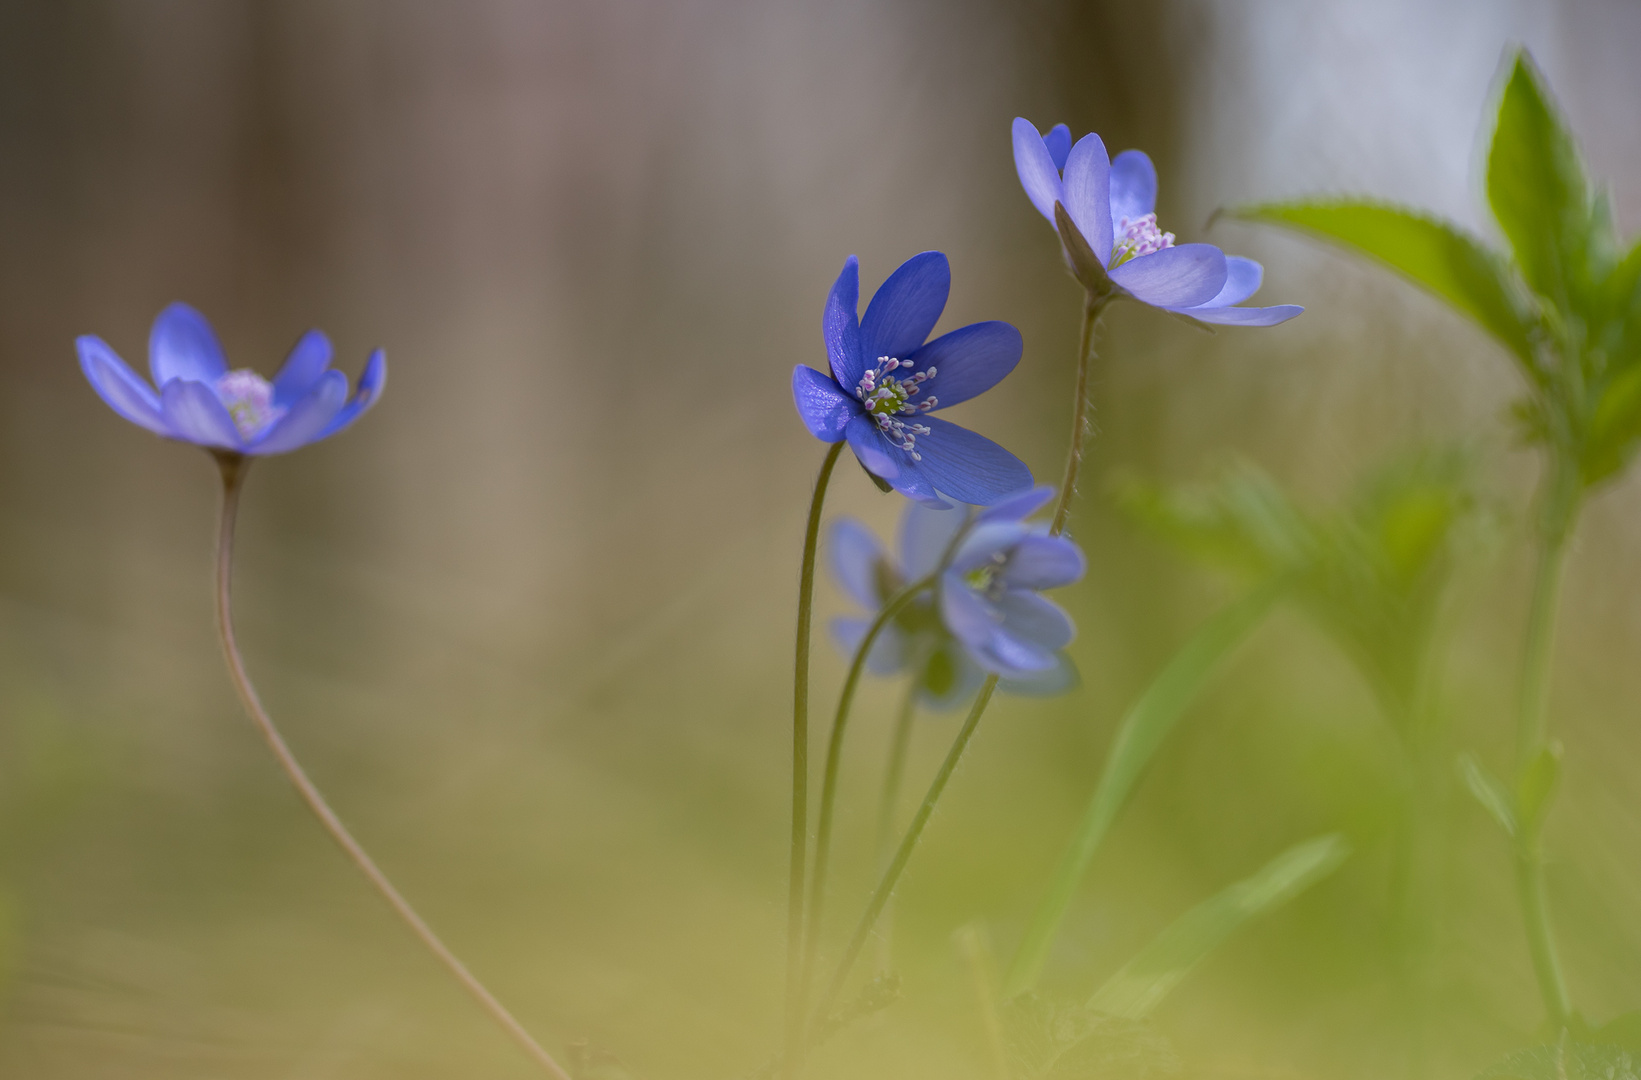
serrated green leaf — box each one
[1460,752,1518,838]
[1478,1041,1641,1080]
[1002,583,1285,997]
[1087,835,1349,1020]
[1517,740,1564,831]
[1487,50,1590,310]
[1236,199,1535,364]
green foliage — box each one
[1002,582,1284,997]
[1088,835,1349,1020]
[1477,1040,1641,1080]
[1517,739,1564,833]
[1116,449,1483,726]
[1235,200,1535,363]
[1242,48,1641,492]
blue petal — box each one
[1001,534,1086,590]
[150,303,228,387]
[160,378,241,449]
[1062,133,1113,266]
[250,370,349,454]
[320,349,387,437]
[830,616,908,676]
[996,590,1075,652]
[939,580,1057,675]
[828,518,888,610]
[1044,123,1072,172]
[1175,303,1304,327]
[999,653,1079,697]
[793,365,857,441]
[900,500,969,580]
[1108,149,1158,232]
[273,329,333,409]
[1193,256,1262,308]
[860,251,950,364]
[78,336,169,435]
[950,521,1031,575]
[905,416,1032,507]
[1110,243,1228,308]
[846,412,899,479]
[975,484,1055,524]
[1012,118,1065,224]
[824,257,864,390]
[905,321,1022,411]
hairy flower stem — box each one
[784,440,845,1077]
[809,675,998,1038]
[1512,460,1580,1028]
[210,452,571,1080]
[800,577,935,1028]
[1049,294,1109,537]
[871,681,921,973]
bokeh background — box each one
[2,1,1641,1077]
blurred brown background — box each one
[2,1,1641,1077]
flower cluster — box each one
[830,486,1084,704]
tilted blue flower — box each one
[792,252,1033,508]
[78,302,385,455]
[1012,119,1302,327]
[828,485,1082,706]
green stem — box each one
[1512,459,1579,1028]
[1002,580,1283,997]
[210,454,572,1080]
[1049,294,1108,537]
[872,680,921,973]
[784,440,844,1075]
[809,675,999,1035]
[800,577,935,1020]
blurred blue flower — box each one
[828,486,1082,706]
[1012,119,1302,327]
[792,252,1032,508]
[78,302,385,455]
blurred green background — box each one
[3,1,1641,1077]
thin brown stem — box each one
[1049,295,1107,537]
[210,452,571,1080]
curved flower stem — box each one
[809,674,999,1038]
[784,440,845,1076]
[799,576,936,1022]
[1512,459,1580,1028]
[209,452,571,1080]
[871,681,920,973]
[1049,294,1110,537]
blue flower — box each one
[828,486,1083,706]
[792,252,1033,508]
[78,302,385,455]
[1012,119,1302,327]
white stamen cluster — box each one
[1110,213,1175,267]
[216,369,286,440]
[855,356,938,460]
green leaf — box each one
[1087,835,1349,1020]
[1478,1041,1641,1080]
[1487,50,1590,309]
[1460,752,1518,838]
[1517,739,1564,832]
[1583,364,1641,483]
[1236,199,1535,364]
[1001,582,1286,998]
